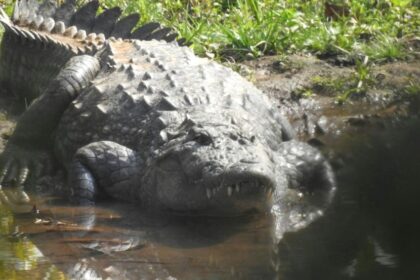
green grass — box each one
[1,0,419,62]
[95,0,419,62]
[308,56,376,102]
[0,0,417,103]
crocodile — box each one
[0,0,335,216]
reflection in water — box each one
[1,196,290,279]
[40,204,278,279]
[0,205,66,280]
[0,119,419,279]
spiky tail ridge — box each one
[0,0,183,102]
[9,0,182,48]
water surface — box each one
[1,118,419,280]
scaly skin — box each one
[0,0,179,103]
[0,29,73,101]
[0,1,335,216]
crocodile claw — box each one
[0,143,53,189]
[0,142,50,213]
[0,186,32,213]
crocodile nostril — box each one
[189,127,213,145]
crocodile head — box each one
[148,115,278,216]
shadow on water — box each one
[275,117,420,280]
[1,117,420,279]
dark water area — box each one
[1,117,420,280]
[274,117,420,280]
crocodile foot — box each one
[0,143,54,193]
[68,141,142,205]
[0,187,33,213]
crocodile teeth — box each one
[206,188,212,199]
[235,183,240,193]
[227,186,233,197]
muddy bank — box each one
[241,55,420,142]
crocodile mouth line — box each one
[204,179,274,200]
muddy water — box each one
[1,198,280,279]
[1,113,420,279]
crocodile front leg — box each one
[0,55,100,203]
[68,141,143,205]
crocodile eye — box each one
[189,128,213,145]
[194,132,213,145]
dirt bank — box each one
[239,55,420,145]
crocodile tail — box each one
[12,0,182,43]
[0,1,185,101]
